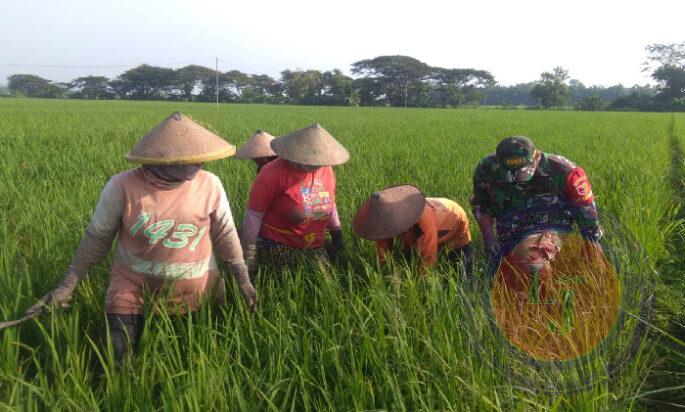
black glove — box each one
[327,228,346,262]
[330,229,345,250]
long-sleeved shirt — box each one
[376,198,471,270]
[68,167,244,314]
[470,152,602,249]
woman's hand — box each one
[230,261,258,314]
[24,272,80,316]
[243,244,257,276]
[238,282,258,314]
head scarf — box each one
[144,164,203,183]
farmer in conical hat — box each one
[24,112,257,362]
[353,185,473,274]
[234,129,278,173]
[471,135,603,272]
[241,124,349,273]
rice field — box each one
[0,99,683,410]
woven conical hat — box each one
[234,130,277,159]
[125,112,235,164]
[353,185,426,240]
[270,123,349,166]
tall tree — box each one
[320,69,354,105]
[7,74,66,98]
[531,66,570,109]
[351,55,431,107]
[352,77,385,106]
[249,74,281,103]
[68,76,114,99]
[224,70,254,102]
[110,64,176,100]
[430,68,495,107]
[644,42,685,110]
[280,69,324,105]
[197,70,259,103]
[172,65,216,101]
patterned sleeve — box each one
[471,159,493,221]
[565,167,603,241]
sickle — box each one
[0,312,41,331]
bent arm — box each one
[565,168,603,242]
[375,239,394,265]
[327,203,341,230]
[25,178,122,315]
[241,208,265,249]
[69,178,123,278]
[326,203,345,251]
[210,183,255,310]
[210,184,244,266]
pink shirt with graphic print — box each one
[72,167,243,315]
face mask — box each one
[144,164,203,182]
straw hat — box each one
[270,123,349,166]
[353,185,427,240]
[234,129,277,159]
[125,112,235,164]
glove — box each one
[238,282,258,314]
[24,272,80,316]
[330,228,345,251]
[242,244,257,276]
[327,228,346,261]
[229,261,258,313]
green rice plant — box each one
[0,99,683,410]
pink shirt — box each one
[76,167,241,314]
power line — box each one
[6,59,217,69]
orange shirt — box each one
[376,198,471,269]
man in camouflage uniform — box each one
[471,136,602,268]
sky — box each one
[1,0,683,87]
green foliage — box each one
[280,69,325,105]
[644,42,685,111]
[431,68,495,108]
[0,100,683,409]
[0,85,11,98]
[352,55,432,107]
[652,64,685,110]
[575,93,605,111]
[173,65,216,102]
[531,67,571,109]
[68,76,115,100]
[110,64,176,100]
[7,74,67,98]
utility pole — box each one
[404,80,408,109]
[215,57,219,109]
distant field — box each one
[0,99,683,410]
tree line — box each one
[4,43,684,111]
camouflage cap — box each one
[496,136,537,182]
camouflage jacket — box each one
[471,152,602,247]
